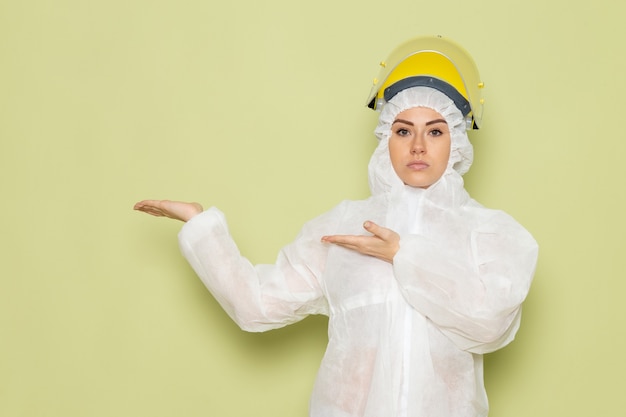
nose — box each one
[411,137,425,155]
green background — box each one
[1,0,624,416]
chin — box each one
[403,182,432,189]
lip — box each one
[406,160,429,170]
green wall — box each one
[1,0,624,416]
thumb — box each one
[364,221,398,242]
[363,221,383,236]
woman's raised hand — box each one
[321,221,400,264]
[133,200,204,222]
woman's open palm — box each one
[133,200,203,222]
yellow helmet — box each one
[366,35,484,129]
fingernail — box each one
[363,221,371,228]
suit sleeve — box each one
[393,209,538,353]
[178,207,332,332]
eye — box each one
[429,128,442,136]
[394,127,411,137]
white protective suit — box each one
[178,87,538,417]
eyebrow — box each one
[392,118,448,126]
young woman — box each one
[134,37,538,417]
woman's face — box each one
[388,106,451,188]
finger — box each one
[324,240,366,254]
[134,202,156,212]
[136,207,166,217]
[363,221,388,239]
[134,200,161,210]
[321,234,351,244]
[134,200,169,216]
[364,221,399,242]
[322,235,380,253]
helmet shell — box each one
[366,35,484,129]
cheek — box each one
[435,140,451,166]
[387,144,408,180]
[388,141,403,167]
[442,147,451,164]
